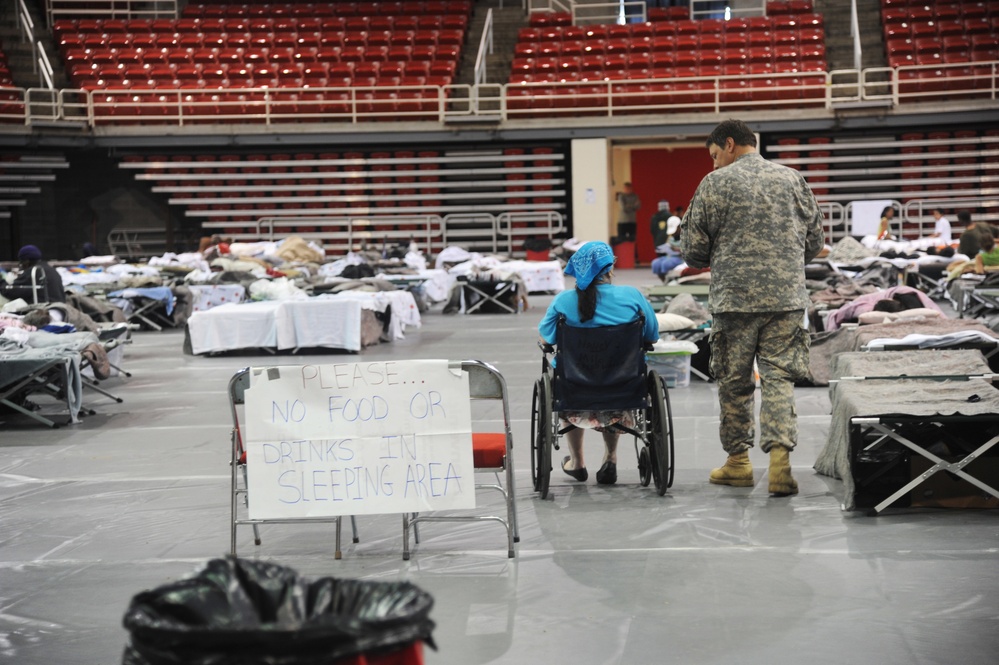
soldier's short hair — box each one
[706,119,757,149]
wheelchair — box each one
[531,315,675,498]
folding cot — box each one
[459,276,521,314]
[107,286,177,331]
[815,349,999,513]
[0,337,89,428]
[644,282,710,310]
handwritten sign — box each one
[243,360,475,519]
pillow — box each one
[858,308,943,325]
[858,311,894,325]
[896,307,942,320]
[656,312,696,331]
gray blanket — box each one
[814,349,999,510]
[808,318,999,386]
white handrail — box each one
[850,0,862,72]
[37,43,54,89]
[3,61,997,127]
[690,0,766,20]
[17,0,34,37]
[44,0,178,27]
[474,8,494,86]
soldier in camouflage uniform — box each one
[680,119,824,496]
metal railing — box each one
[903,196,999,238]
[17,0,54,90]
[1,62,997,128]
[250,215,446,255]
[689,0,767,20]
[497,211,566,255]
[818,201,848,244]
[849,0,862,73]
[45,0,178,27]
[474,8,494,86]
[241,211,566,256]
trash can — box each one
[122,557,436,665]
[523,236,553,261]
[612,240,636,269]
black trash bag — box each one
[122,557,436,665]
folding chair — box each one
[227,368,358,559]
[403,359,519,560]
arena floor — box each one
[1,268,997,665]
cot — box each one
[815,349,999,513]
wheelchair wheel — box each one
[638,446,652,487]
[531,374,554,498]
[647,370,674,496]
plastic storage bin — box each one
[648,351,692,388]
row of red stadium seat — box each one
[54,15,468,37]
[531,1,814,27]
[60,30,465,53]
[515,31,825,57]
[510,49,826,75]
[509,61,825,84]
[73,61,453,89]
[68,45,457,66]
[180,1,472,18]
[518,15,824,42]
[881,0,998,20]
[883,16,998,40]
[887,35,999,67]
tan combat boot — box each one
[708,452,754,487]
[768,446,799,497]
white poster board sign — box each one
[244,360,475,520]
[851,199,892,237]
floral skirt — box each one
[560,409,636,431]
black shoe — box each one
[595,461,617,485]
[561,456,588,482]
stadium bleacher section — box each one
[0,0,996,258]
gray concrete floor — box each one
[1,268,998,664]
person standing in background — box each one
[681,119,824,497]
[616,182,641,239]
[649,200,672,248]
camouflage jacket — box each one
[680,152,824,313]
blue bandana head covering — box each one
[565,241,615,289]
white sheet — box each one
[500,260,566,293]
[188,301,281,354]
[275,298,364,351]
[187,292,421,354]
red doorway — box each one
[629,146,713,264]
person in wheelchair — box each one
[538,241,659,485]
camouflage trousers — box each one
[709,310,809,455]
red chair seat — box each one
[472,432,507,468]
